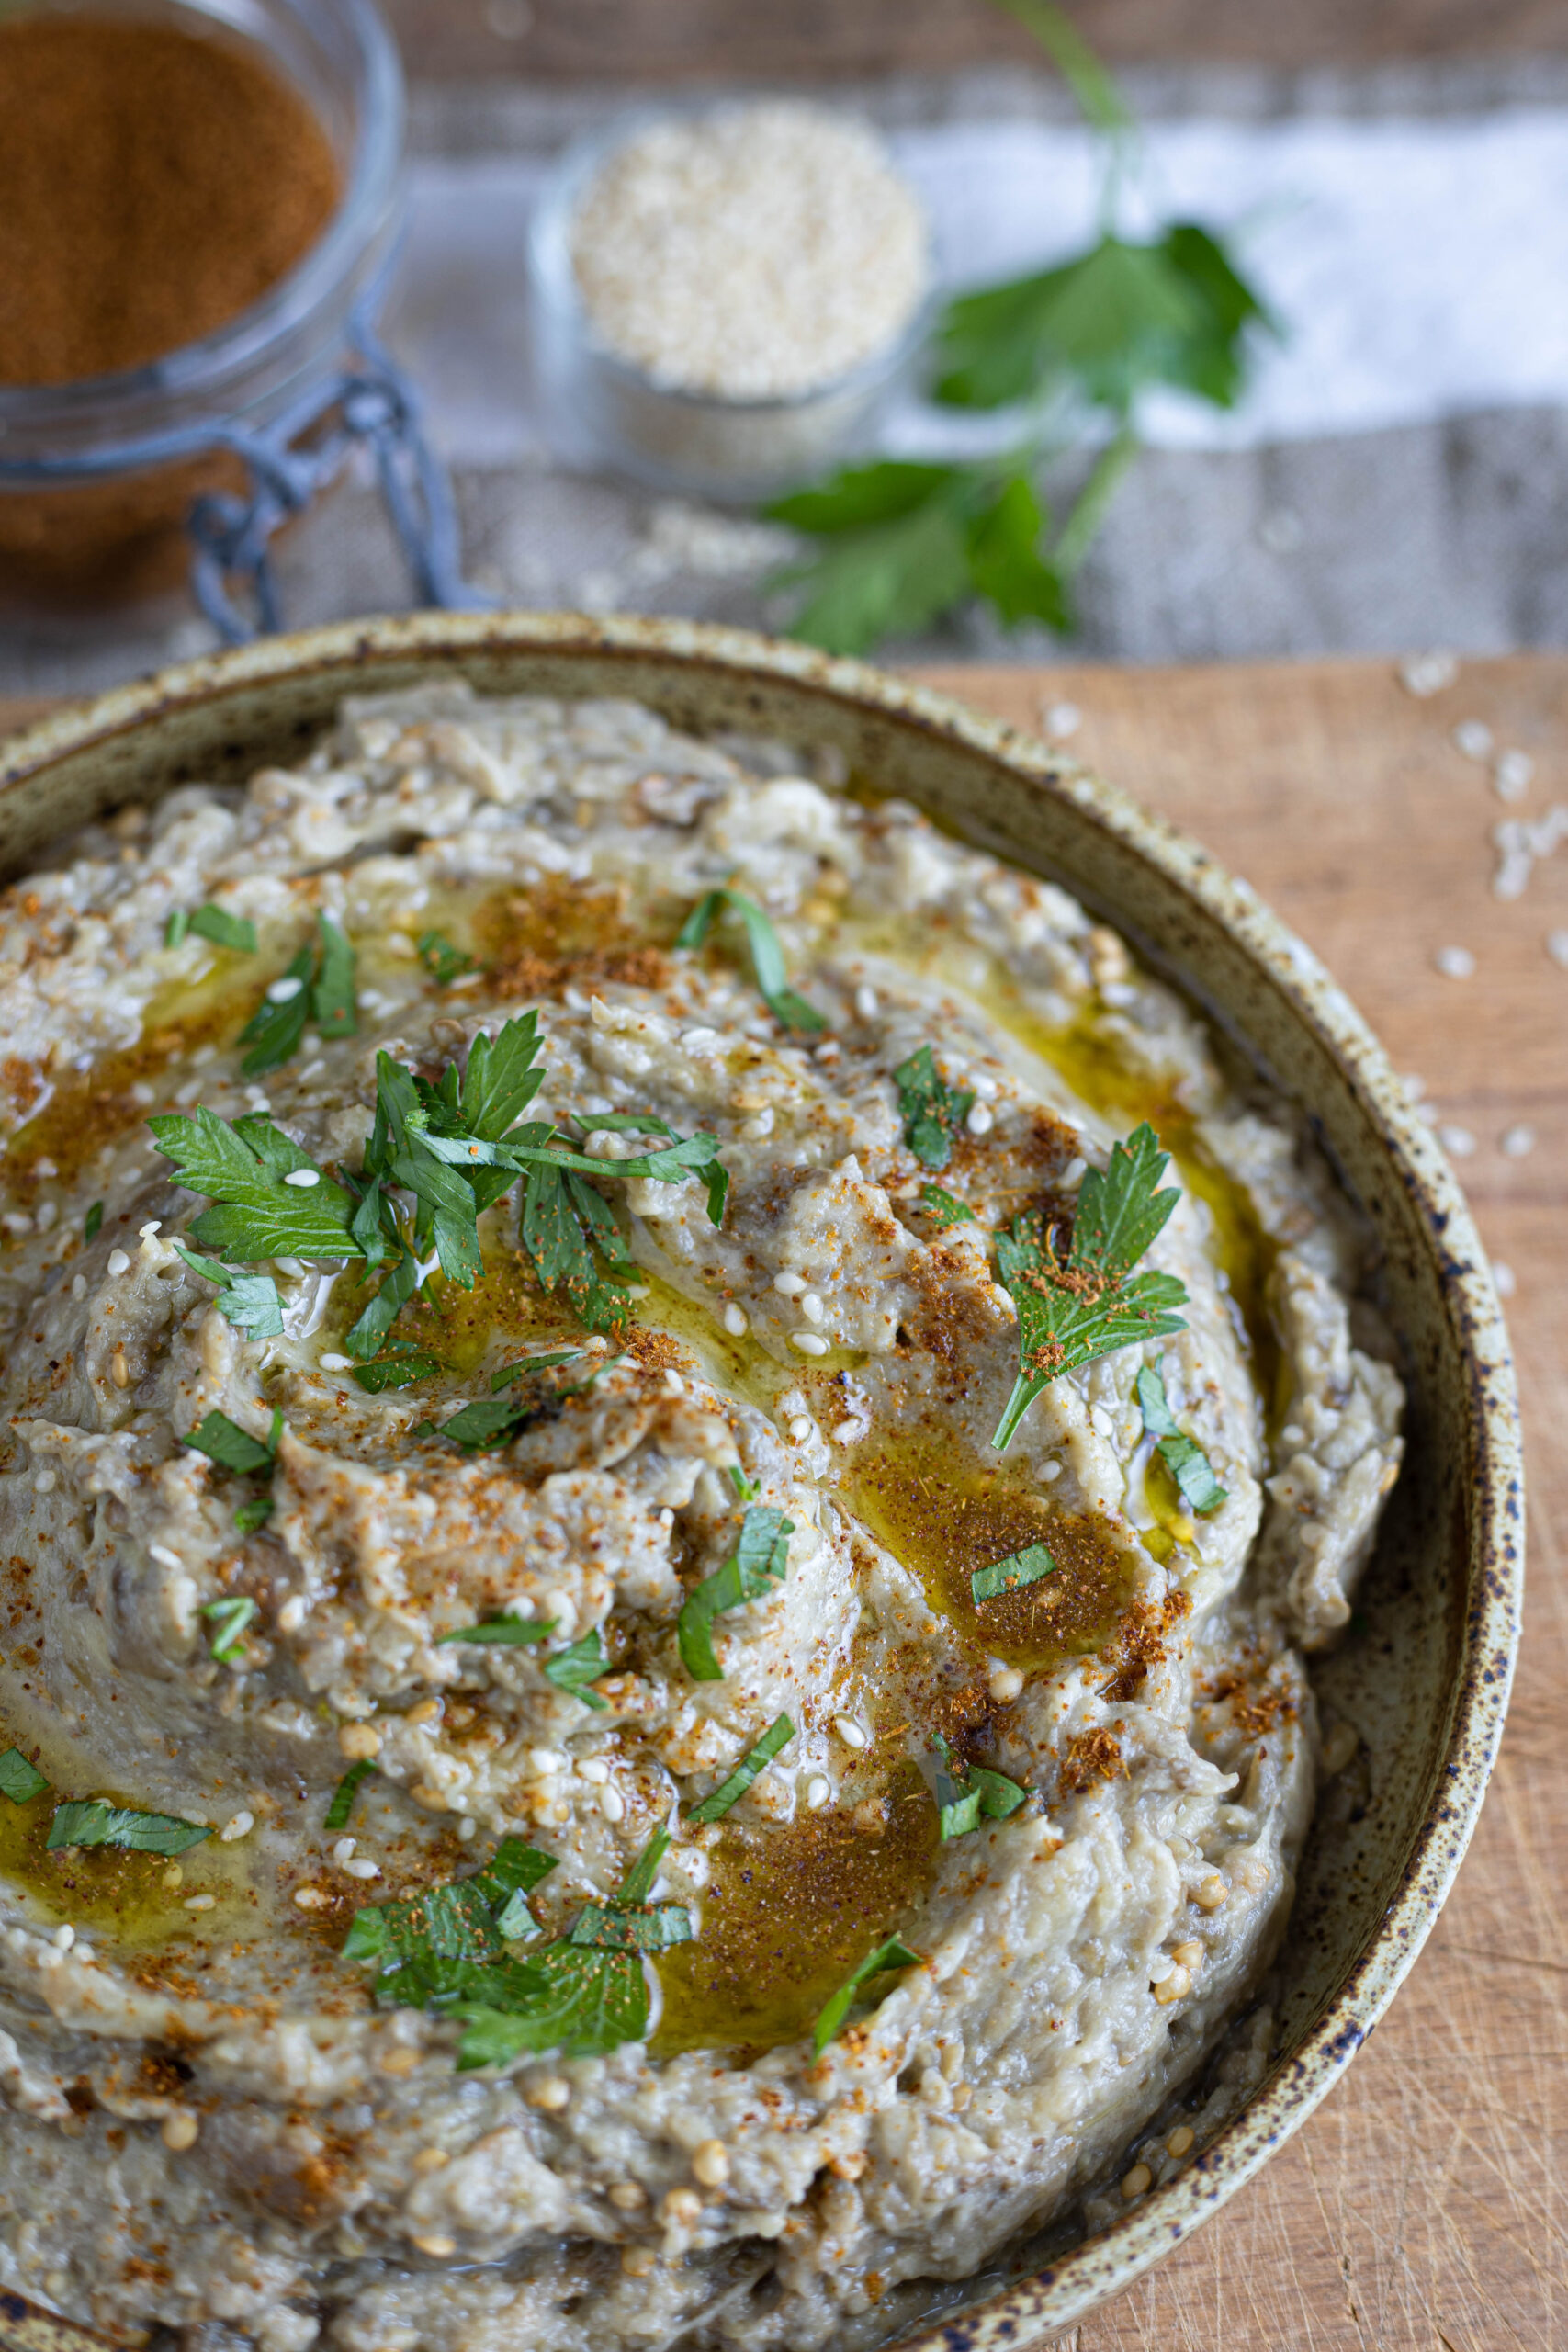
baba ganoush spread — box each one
[0,685,1403,2352]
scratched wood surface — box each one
[0,656,1562,2348]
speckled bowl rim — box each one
[0,614,1523,2347]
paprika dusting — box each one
[0,15,340,385]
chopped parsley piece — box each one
[151,1107,362,1262]
[324,1759,377,1833]
[677,1505,793,1682]
[894,1046,975,1172]
[84,1202,103,1243]
[431,1388,556,1453]
[991,1122,1189,1451]
[931,1734,1027,1839]
[239,946,312,1076]
[311,916,357,1037]
[727,1464,761,1501]
[417,929,473,986]
[349,1345,441,1393]
[676,888,825,1033]
[971,1542,1057,1603]
[234,1496,275,1533]
[202,1595,257,1661]
[688,1713,794,1823]
[542,1629,610,1709]
[344,1836,558,1998]
[46,1802,211,1857]
[1136,1363,1228,1518]
[167,904,256,955]
[0,1747,49,1804]
[919,1182,975,1227]
[813,1933,923,2055]
[182,1405,282,1477]
[436,1613,553,1648]
[172,1243,285,1340]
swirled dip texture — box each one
[0,687,1402,2352]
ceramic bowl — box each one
[0,614,1523,2347]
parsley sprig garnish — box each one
[991,1122,1188,1451]
[677,1504,794,1681]
[676,888,825,1033]
[238,915,356,1078]
[1137,1363,1228,1519]
[345,1825,690,2068]
[150,1012,728,1366]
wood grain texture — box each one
[383,0,1567,81]
[0,655,1562,2346]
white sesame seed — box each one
[831,1419,862,1444]
[722,1304,748,1337]
[1434,944,1475,979]
[71,1275,86,1300]
[853,984,878,1022]
[220,1811,254,1843]
[1060,1157,1087,1188]
[161,2109,199,2151]
[344,1857,381,1880]
[787,1416,813,1443]
[1499,1124,1536,1158]
[790,1332,829,1355]
[600,1785,626,1823]
[1398,650,1457,697]
[773,1271,806,1295]
[691,2139,729,2187]
[799,1291,824,1323]
[1,1211,32,1236]
[51,1924,74,1950]
[578,1758,610,1784]
[1453,718,1494,762]
[283,1169,321,1188]
[682,1026,718,1049]
[663,1369,685,1396]
[297,1060,327,1083]
[1043,698,1082,738]
[292,1884,331,1910]
[183,1894,217,1913]
[987,1665,1025,1703]
[332,1838,357,1866]
[149,1543,182,1569]
[833,1715,868,1750]
[34,1158,55,1178]
[266,976,306,1003]
[965,1100,993,1136]
[319,1352,352,1371]
[1494,749,1534,800]
[34,1201,56,1232]
[1548,928,1568,970]
[457,1815,478,1841]
[525,2075,570,2110]
[1437,1124,1476,1158]
[32,1469,55,1495]
[1492,1260,1517,1299]
[106,1248,130,1275]
[139,1220,162,1240]
[277,1596,308,1633]
[528,1748,564,1777]
[806,1775,830,1810]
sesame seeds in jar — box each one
[532,103,930,499]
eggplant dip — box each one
[0,685,1402,2352]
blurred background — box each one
[4,0,1567,691]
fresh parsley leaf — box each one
[436,1613,554,1647]
[84,1201,103,1243]
[813,1933,922,2055]
[472,1837,558,1939]
[919,1183,975,1227]
[676,888,825,1033]
[350,1347,441,1393]
[202,1595,257,1661]
[418,930,473,986]
[965,473,1071,629]
[432,1389,555,1453]
[183,1405,282,1477]
[727,1463,761,1501]
[0,1747,49,1804]
[492,1351,586,1388]
[343,1243,423,1363]
[47,1802,211,1856]
[991,1123,1189,1451]
[234,1496,275,1533]
[173,1242,286,1340]
[311,916,357,1037]
[542,1629,610,1709]
[931,1735,1028,1839]
[566,1901,693,1952]
[688,1713,794,1823]
[164,909,188,949]
[458,1012,547,1141]
[151,1106,362,1262]
[325,1759,376,1832]
[239,946,312,1077]
[166,903,256,955]
[615,1823,672,1907]
[970,1543,1058,1603]
[449,1944,649,2070]
[677,1506,793,1682]
[1136,1362,1227,1517]
[894,1045,976,1172]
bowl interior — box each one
[0,620,1519,2346]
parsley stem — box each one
[1055,422,1140,578]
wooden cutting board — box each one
[0,657,1562,2351]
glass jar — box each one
[529,108,931,506]
[0,0,403,610]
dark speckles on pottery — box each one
[0,614,1523,2348]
